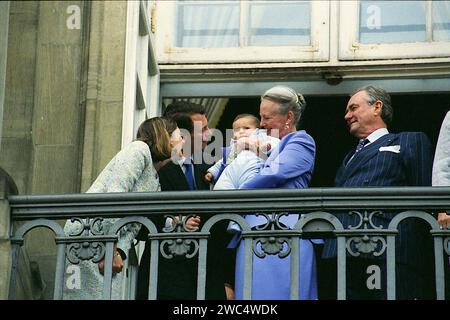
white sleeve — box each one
[433,111,450,186]
[214,151,263,190]
[207,158,224,180]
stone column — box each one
[0,168,18,299]
[0,1,9,145]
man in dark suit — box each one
[137,101,233,300]
[320,85,434,300]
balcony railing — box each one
[3,187,450,300]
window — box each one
[175,1,311,47]
[122,0,160,146]
[359,1,427,44]
[175,1,240,48]
[155,0,329,63]
[339,0,450,60]
[434,1,450,41]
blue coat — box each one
[234,130,318,300]
[322,132,433,265]
[240,130,315,190]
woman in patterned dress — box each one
[63,117,182,300]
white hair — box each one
[261,85,306,125]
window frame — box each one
[122,0,160,147]
[155,0,330,64]
[338,0,450,61]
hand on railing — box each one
[204,172,215,183]
[98,243,123,275]
[437,212,450,229]
[185,215,201,231]
[224,283,235,300]
[166,215,201,231]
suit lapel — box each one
[193,163,211,190]
[343,148,356,167]
[160,162,190,191]
[341,134,398,181]
[160,160,211,191]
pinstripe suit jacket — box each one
[322,131,433,264]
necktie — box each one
[355,138,369,154]
[183,160,196,190]
[346,138,369,166]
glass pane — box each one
[433,1,450,41]
[248,1,310,46]
[359,1,426,44]
[176,1,239,48]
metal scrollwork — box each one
[251,212,292,258]
[254,212,290,231]
[160,239,199,259]
[444,238,450,256]
[346,210,387,257]
[65,217,107,264]
[162,214,199,233]
[160,214,199,259]
[347,236,387,257]
[66,217,105,236]
[348,210,384,230]
[253,237,291,259]
[66,241,106,264]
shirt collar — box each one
[366,128,389,144]
[179,156,195,166]
[178,156,186,166]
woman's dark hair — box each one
[163,101,206,133]
[136,117,177,162]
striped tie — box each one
[346,139,369,166]
[355,138,369,154]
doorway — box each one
[216,93,450,187]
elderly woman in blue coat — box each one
[233,85,319,300]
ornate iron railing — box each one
[6,187,450,300]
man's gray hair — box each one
[261,85,306,126]
[352,85,393,126]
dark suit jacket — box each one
[137,161,231,300]
[322,132,433,266]
[158,161,211,191]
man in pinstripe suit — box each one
[320,85,434,300]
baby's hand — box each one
[185,215,201,231]
[236,136,259,153]
[260,141,271,153]
[205,172,214,183]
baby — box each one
[206,113,280,190]
[205,114,261,184]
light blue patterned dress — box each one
[63,141,160,300]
